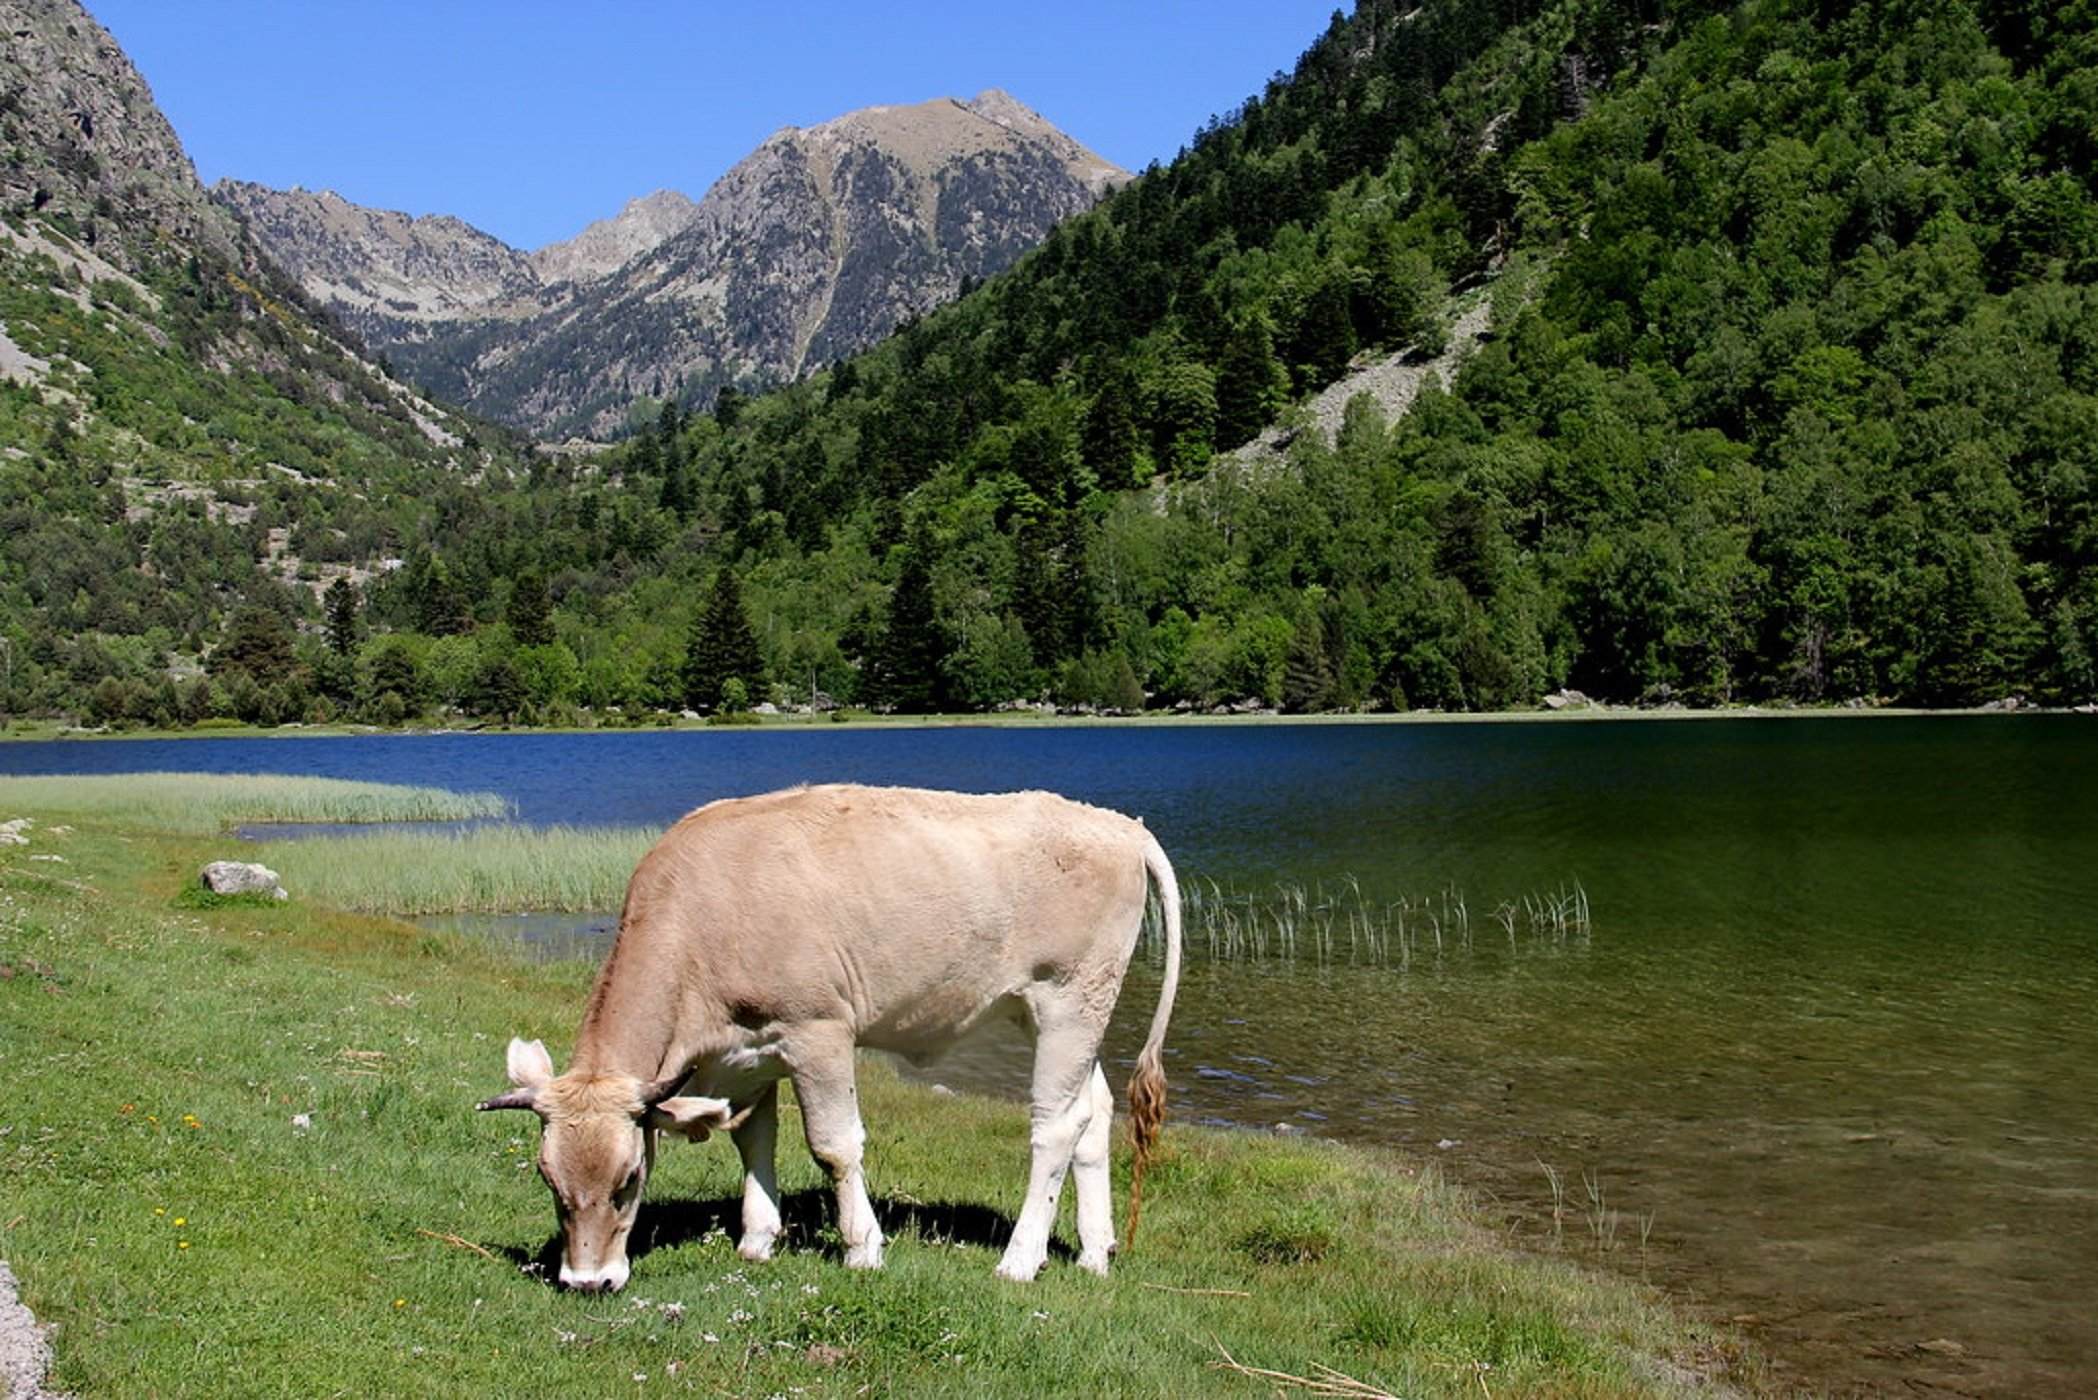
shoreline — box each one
[0,699,2081,745]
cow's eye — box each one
[618,1166,642,1197]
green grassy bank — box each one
[0,781,1755,1396]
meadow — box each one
[0,773,1752,1396]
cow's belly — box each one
[858,986,1027,1064]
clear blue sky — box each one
[87,1,1341,251]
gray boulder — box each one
[200,861,288,900]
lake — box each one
[6,717,2093,1394]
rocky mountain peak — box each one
[529,188,700,287]
[225,90,1125,438]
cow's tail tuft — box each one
[1124,831,1182,1249]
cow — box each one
[476,783,1183,1292]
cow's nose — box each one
[558,1262,628,1293]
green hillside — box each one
[8,0,2098,725]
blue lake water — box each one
[4,716,2094,1394]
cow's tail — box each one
[1124,830,1182,1249]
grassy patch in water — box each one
[0,772,510,831]
[255,824,657,915]
[0,810,1755,1397]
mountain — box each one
[0,0,516,720]
[222,91,1125,439]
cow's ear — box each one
[506,1037,555,1091]
[647,1095,735,1142]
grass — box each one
[1170,877,1592,967]
[255,825,655,915]
[0,781,1757,1396]
[0,772,511,832]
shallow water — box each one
[7,717,2094,1393]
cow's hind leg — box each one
[732,1081,782,1262]
[789,1025,884,1269]
[1070,1061,1116,1274]
[996,1017,1105,1282]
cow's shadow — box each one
[501,1188,1066,1282]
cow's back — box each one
[614,786,1151,1049]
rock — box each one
[200,861,288,900]
[1918,1338,1966,1357]
[291,1113,312,1131]
[1436,1138,1462,1150]
[1542,689,1591,711]
[752,702,778,715]
[930,1084,955,1097]
[0,818,31,845]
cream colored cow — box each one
[478,784,1183,1292]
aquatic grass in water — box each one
[1150,876,1591,969]
[257,824,656,914]
[0,772,510,832]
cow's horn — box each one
[477,1088,539,1112]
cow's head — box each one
[478,1037,736,1292]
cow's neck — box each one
[569,923,715,1084]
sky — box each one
[87,1,1342,252]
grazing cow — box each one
[478,784,1182,1292]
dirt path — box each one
[0,1263,60,1400]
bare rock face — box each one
[199,860,288,900]
[212,180,543,325]
[223,90,1126,439]
[529,189,699,288]
[0,0,242,268]
[0,0,495,479]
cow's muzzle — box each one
[558,1258,629,1293]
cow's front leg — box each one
[732,1081,782,1262]
[790,1026,884,1269]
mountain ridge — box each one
[219,87,1125,439]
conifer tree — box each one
[1214,317,1286,448]
[866,532,944,712]
[680,568,764,710]
[325,578,359,657]
[505,569,554,647]
[1081,367,1141,487]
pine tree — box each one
[404,550,472,637]
[211,606,297,687]
[325,578,359,657]
[506,570,554,647]
[866,532,944,712]
[1214,317,1285,448]
[1286,273,1357,390]
[1282,612,1337,713]
[680,568,764,710]
[1081,367,1141,488]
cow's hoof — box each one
[843,1239,884,1270]
[737,1233,776,1263]
[1076,1251,1111,1277]
[993,1256,1043,1283]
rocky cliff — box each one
[223,90,1124,439]
[0,0,503,497]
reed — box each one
[0,772,510,832]
[256,823,656,915]
[1159,875,1592,969]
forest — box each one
[4,0,2096,725]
